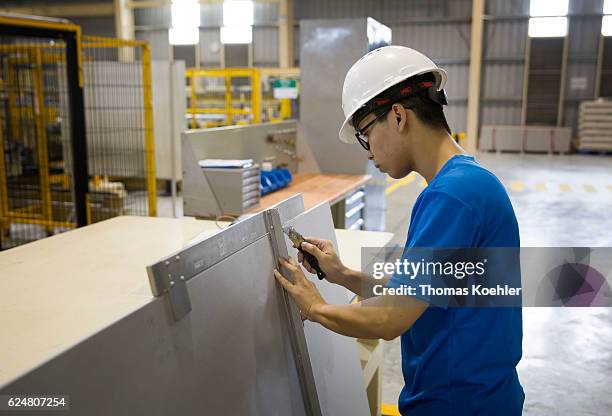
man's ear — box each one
[393,104,401,123]
[393,103,408,130]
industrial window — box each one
[524,38,565,125]
[528,0,569,38]
[221,0,254,44]
[602,0,612,36]
[523,0,569,125]
[169,0,200,45]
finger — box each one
[279,256,299,273]
[304,236,323,242]
[279,256,296,272]
[303,262,314,274]
[297,251,313,271]
[301,241,325,260]
[287,259,307,283]
[273,269,294,291]
[303,236,327,247]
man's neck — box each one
[414,132,466,184]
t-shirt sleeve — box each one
[386,191,481,306]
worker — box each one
[273,46,524,415]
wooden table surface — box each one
[247,172,372,213]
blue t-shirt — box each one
[387,154,524,415]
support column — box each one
[114,0,134,40]
[114,0,135,61]
[465,0,485,154]
[278,0,294,67]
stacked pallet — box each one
[577,100,612,152]
[479,125,571,153]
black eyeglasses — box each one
[354,109,391,151]
[354,104,413,151]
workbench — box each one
[248,172,371,212]
[249,172,372,230]
[181,121,384,230]
[0,216,392,414]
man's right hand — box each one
[297,237,348,286]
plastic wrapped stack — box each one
[577,100,612,152]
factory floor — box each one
[382,152,612,415]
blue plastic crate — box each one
[260,168,292,196]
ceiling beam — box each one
[0,3,114,18]
[128,0,281,8]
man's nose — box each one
[367,151,374,160]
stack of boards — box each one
[577,100,612,152]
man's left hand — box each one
[273,256,327,321]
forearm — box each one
[307,294,427,341]
[308,302,392,340]
[337,268,390,298]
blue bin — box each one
[260,168,293,196]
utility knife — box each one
[282,226,326,280]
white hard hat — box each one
[339,45,448,143]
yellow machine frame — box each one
[0,16,156,247]
[261,67,299,123]
[186,67,300,129]
[186,67,261,129]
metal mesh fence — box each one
[0,19,155,250]
[80,36,156,222]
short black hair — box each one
[370,73,451,134]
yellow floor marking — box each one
[535,182,547,192]
[584,184,597,193]
[385,172,417,195]
[560,183,571,192]
[381,403,401,416]
[418,178,427,188]
[510,181,524,192]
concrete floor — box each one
[381,152,612,415]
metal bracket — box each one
[147,254,192,321]
[146,213,269,322]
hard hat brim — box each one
[339,116,356,144]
